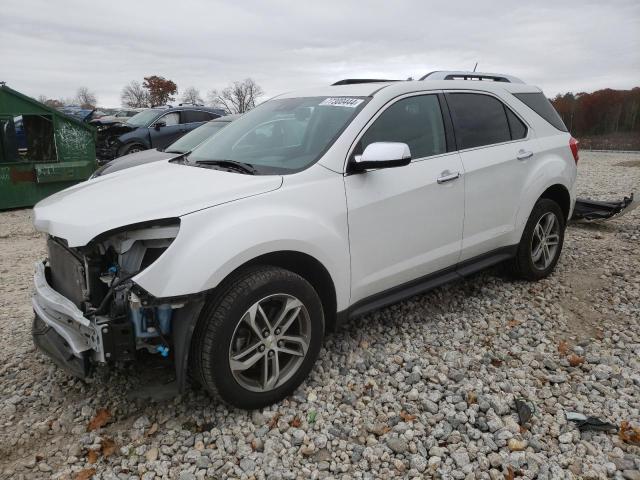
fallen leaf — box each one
[466,391,478,404]
[87,449,99,464]
[619,421,640,445]
[74,468,96,480]
[557,340,569,356]
[491,358,503,367]
[146,423,159,437]
[290,416,302,428]
[400,411,417,422]
[87,408,111,432]
[507,319,520,328]
[101,438,117,458]
[504,465,514,480]
[568,354,585,367]
[267,412,281,430]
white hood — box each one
[33,160,283,246]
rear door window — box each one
[183,110,218,123]
[446,93,511,149]
[506,108,527,140]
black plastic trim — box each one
[337,245,518,324]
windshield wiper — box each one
[193,159,257,175]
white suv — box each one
[32,71,578,409]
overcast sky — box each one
[2,0,638,107]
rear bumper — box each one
[32,261,105,362]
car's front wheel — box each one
[510,198,566,280]
[118,142,146,157]
[192,266,324,409]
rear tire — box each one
[510,198,565,281]
[192,266,324,409]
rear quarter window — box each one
[513,93,568,132]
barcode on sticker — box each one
[319,97,364,108]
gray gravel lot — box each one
[1,151,639,480]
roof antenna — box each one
[473,63,478,72]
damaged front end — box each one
[95,123,135,162]
[32,219,192,381]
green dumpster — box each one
[0,84,97,210]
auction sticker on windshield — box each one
[319,97,364,108]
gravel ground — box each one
[1,151,639,480]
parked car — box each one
[90,115,238,178]
[95,105,226,161]
[90,109,144,127]
[32,71,577,409]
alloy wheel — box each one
[228,294,311,392]
[531,211,560,270]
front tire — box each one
[510,198,566,281]
[192,266,324,409]
[118,142,146,157]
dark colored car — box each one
[95,105,226,162]
[90,115,238,178]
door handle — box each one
[437,171,461,184]
[517,150,534,160]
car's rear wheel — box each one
[192,266,324,409]
[510,198,566,280]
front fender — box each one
[133,170,351,309]
[118,129,151,149]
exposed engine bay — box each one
[38,220,182,372]
[95,123,135,161]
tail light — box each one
[569,137,579,164]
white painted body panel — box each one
[33,160,282,247]
[345,152,465,303]
[133,164,353,309]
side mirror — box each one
[154,121,166,130]
[351,142,411,172]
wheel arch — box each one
[220,250,338,331]
[539,184,571,222]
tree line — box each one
[120,75,263,114]
[37,76,264,114]
[550,87,640,137]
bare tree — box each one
[36,94,48,104]
[207,78,264,114]
[75,87,97,109]
[121,81,150,108]
[180,86,204,105]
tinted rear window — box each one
[447,93,511,149]
[513,93,567,132]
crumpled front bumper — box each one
[32,261,106,367]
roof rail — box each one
[332,79,401,86]
[420,71,524,84]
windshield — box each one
[187,96,368,174]
[165,121,229,154]
[126,109,161,127]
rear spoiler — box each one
[572,193,636,220]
